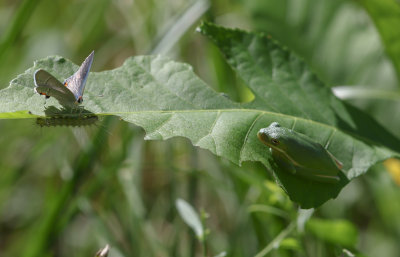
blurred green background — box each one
[1,0,400,256]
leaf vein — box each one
[239,112,264,164]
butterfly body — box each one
[34,51,94,108]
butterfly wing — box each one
[34,69,77,107]
[64,51,94,103]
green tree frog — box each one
[257,122,342,183]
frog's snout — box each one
[257,130,269,143]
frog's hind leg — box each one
[271,151,297,175]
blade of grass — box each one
[22,116,113,257]
[0,0,41,62]
[151,0,210,55]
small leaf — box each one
[214,252,227,257]
[175,199,204,239]
[279,238,302,252]
[306,218,358,247]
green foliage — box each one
[358,0,400,81]
[1,0,400,257]
[1,22,399,209]
[243,0,400,141]
[306,218,358,247]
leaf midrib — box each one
[112,108,393,154]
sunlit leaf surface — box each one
[0,22,398,208]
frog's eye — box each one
[271,139,279,145]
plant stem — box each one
[254,221,296,257]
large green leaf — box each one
[0,22,399,208]
[242,0,400,140]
